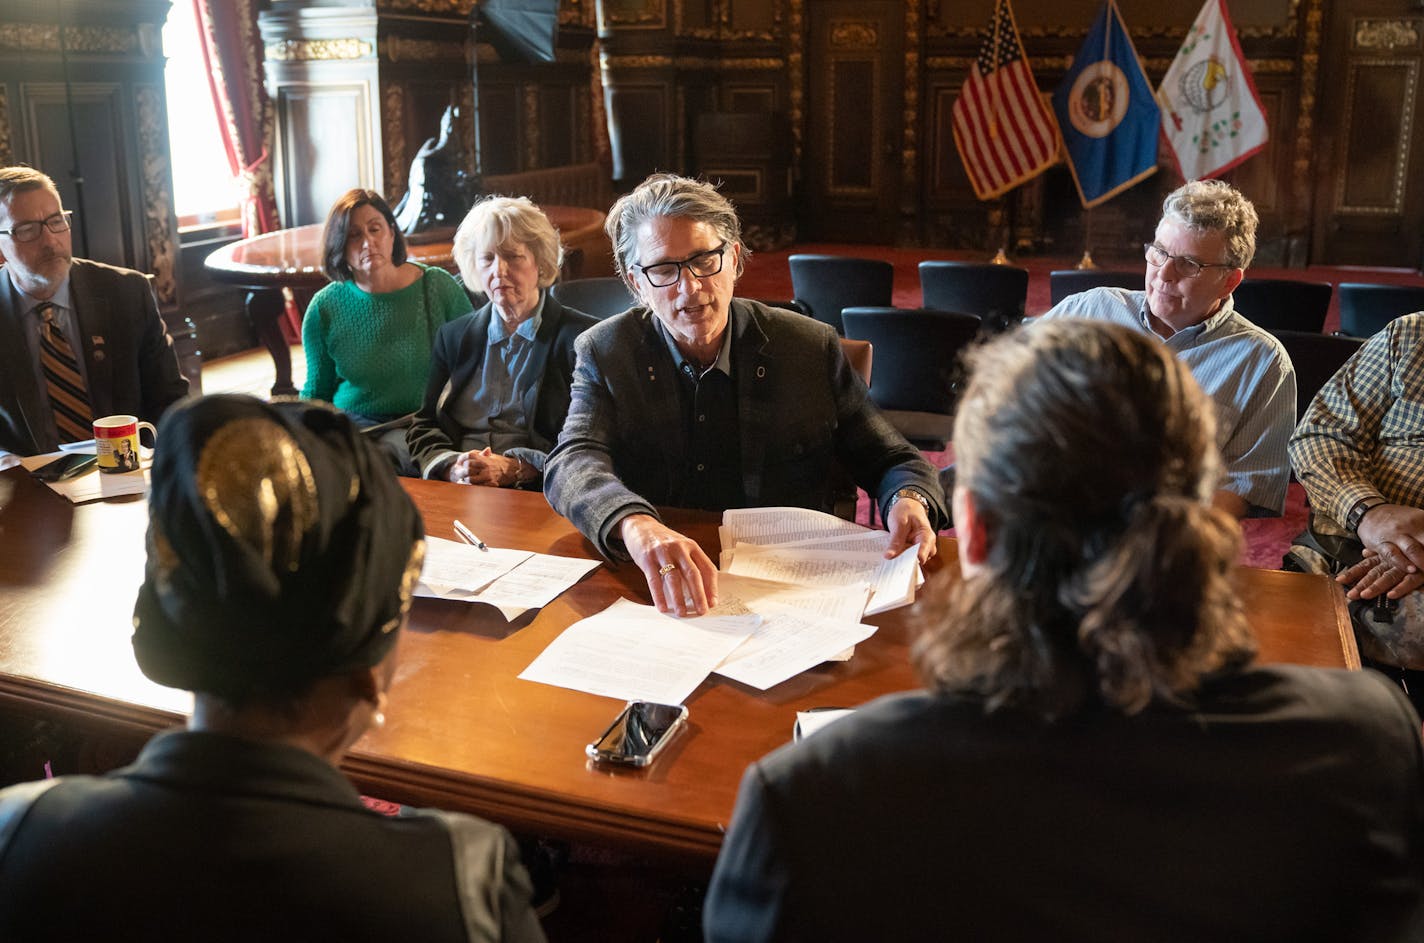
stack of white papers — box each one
[20,451,148,502]
[518,598,763,704]
[415,535,600,620]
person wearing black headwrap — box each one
[0,396,546,943]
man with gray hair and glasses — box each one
[1037,179,1296,518]
[0,164,189,464]
[546,173,947,616]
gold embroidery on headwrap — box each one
[381,539,426,634]
[196,417,319,574]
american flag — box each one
[952,0,1061,200]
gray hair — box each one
[0,165,59,206]
[453,195,564,290]
[604,173,748,282]
[1160,179,1258,270]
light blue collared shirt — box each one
[1037,286,1297,515]
[447,293,546,468]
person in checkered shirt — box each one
[1289,312,1424,713]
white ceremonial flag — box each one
[1156,0,1268,180]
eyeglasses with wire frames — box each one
[634,242,727,288]
[1143,242,1236,279]
[0,211,74,244]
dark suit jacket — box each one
[544,299,948,556]
[406,295,595,481]
[0,258,189,455]
[0,730,546,943]
[704,665,1424,943]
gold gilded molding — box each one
[603,55,675,68]
[1248,59,1296,74]
[789,0,804,168]
[1335,58,1417,215]
[382,81,406,197]
[381,37,466,63]
[902,0,920,232]
[1356,19,1421,50]
[1292,0,1322,217]
[602,0,666,29]
[523,85,541,169]
[377,0,474,13]
[134,86,178,306]
[0,86,10,166]
[831,21,878,48]
[266,38,373,62]
[0,23,141,54]
[602,55,784,70]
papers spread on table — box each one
[20,451,148,502]
[724,542,921,616]
[415,535,600,620]
[714,601,876,690]
[794,708,856,741]
[719,505,869,549]
[518,598,763,704]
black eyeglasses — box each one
[1143,242,1235,279]
[635,242,727,287]
[0,211,73,244]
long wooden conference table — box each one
[0,469,1359,869]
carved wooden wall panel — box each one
[1313,3,1424,267]
[0,1,180,305]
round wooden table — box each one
[203,206,611,394]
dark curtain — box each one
[192,0,281,238]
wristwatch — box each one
[889,488,931,513]
[1345,497,1385,535]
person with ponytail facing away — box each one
[703,321,1424,943]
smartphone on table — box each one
[32,453,98,482]
[585,701,688,768]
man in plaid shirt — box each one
[1289,312,1424,712]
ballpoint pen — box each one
[452,519,489,551]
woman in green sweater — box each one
[301,188,473,472]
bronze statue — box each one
[393,105,480,241]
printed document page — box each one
[518,597,762,704]
[714,602,877,690]
[724,543,921,615]
[472,553,602,620]
[719,506,868,549]
[416,536,533,598]
[715,573,871,623]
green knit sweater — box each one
[301,263,472,418]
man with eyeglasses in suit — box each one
[546,174,948,616]
[0,165,189,466]
[1037,179,1296,519]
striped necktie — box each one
[36,302,93,442]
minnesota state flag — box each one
[1157,0,1269,180]
[1052,0,1160,207]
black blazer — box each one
[0,258,189,455]
[544,298,948,557]
[0,730,546,942]
[407,294,595,481]
[704,665,1424,943]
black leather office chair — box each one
[788,254,894,335]
[1337,283,1424,338]
[841,306,982,451]
[1047,269,1142,307]
[549,277,637,320]
[1232,278,1333,334]
[1269,329,1365,420]
[918,261,1027,333]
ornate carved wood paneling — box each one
[1313,3,1424,266]
[0,1,180,303]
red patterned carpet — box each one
[740,245,1390,568]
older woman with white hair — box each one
[407,195,595,486]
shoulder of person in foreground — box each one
[401,807,548,943]
[1035,286,1143,323]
